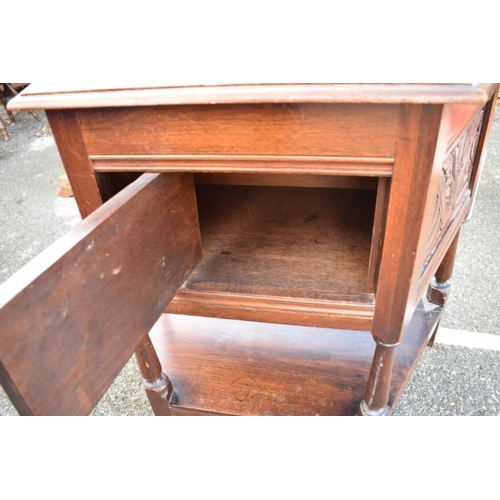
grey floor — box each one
[1,106,499,416]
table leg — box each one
[427,230,461,307]
[135,334,175,416]
[357,340,396,416]
[426,230,461,346]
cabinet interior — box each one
[177,174,384,305]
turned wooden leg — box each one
[358,340,397,416]
[427,230,461,307]
[426,231,461,346]
[0,117,8,141]
[0,88,15,123]
[28,109,41,121]
[135,333,176,416]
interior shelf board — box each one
[150,299,442,416]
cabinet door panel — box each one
[0,173,201,415]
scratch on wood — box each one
[99,267,121,279]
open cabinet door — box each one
[0,173,202,415]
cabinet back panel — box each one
[181,184,376,300]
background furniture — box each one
[1,83,498,415]
[0,83,40,141]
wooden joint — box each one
[373,338,401,348]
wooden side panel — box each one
[415,86,499,299]
[78,103,400,158]
[468,85,499,213]
[0,173,202,415]
[441,102,484,152]
[420,107,485,275]
[367,177,390,292]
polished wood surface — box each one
[135,334,175,416]
[367,177,389,292]
[92,154,394,177]
[0,173,201,415]
[78,103,399,160]
[45,110,104,218]
[10,83,497,109]
[427,231,462,307]
[372,104,444,346]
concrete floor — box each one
[1,104,499,416]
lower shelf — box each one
[149,299,443,416]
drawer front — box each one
[79,103,399,159]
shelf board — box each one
[169,185,376,328]
[151,300,443,416]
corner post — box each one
[359,103,445,415]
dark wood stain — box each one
[2,84,498,416]
[183,185,376,299]
[151,300,441,416]
[0,173,201,415]
[78,103,399,158]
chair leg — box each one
[135,334,175,416]
[0,117,9,141]
[28,109,41,121]
[0,87,15,123]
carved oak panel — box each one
[421,107,485,276]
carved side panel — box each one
[421,107,485,276]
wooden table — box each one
[1,83,498,416]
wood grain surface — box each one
[186,184,375,296]
[193,173,379,189]
[91,155,394,177]
[152,299,442,416]
[0,173,201,415]
[166,184,376,329]
[78,104,399,158]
